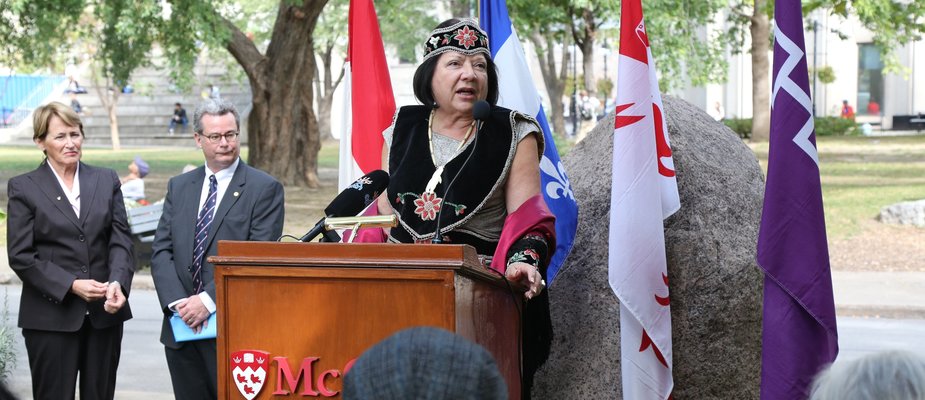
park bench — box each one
[127,203,163,269]
[911,116,925,132]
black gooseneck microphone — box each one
[431,100,492,244]
[299,170,390,242]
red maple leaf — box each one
[614,103,644,129]
[652,104,676,178]
[639,329,669,368]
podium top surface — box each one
[210,241,503,283]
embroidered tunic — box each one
[383,105,542,257]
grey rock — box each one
[878,200,925,227]
[534,96,764,399]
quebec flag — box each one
[480,0,579,283]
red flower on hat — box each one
[414,192,442,221]
[454,26,479,49]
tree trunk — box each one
[580,9,597,95]
[223,1,328,188]
[314,42,345,142]
[529,30,569,138]
[749,0,771,142]
[108,104,121,151]
[90,67,122,150]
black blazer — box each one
[6,161,134,332]
[151,160,284,348]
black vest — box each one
[387,105,520,253]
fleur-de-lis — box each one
[539,156,574,201]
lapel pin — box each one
[56,196,61,201]
[233,191,240,197]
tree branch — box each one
[221,17,265,84]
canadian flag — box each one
[339,0,394,189]
[608,0,680,397]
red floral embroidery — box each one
[454,26,479,49]
[414,192,442,221]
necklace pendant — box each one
[424,166,444,194]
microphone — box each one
[432,100,491,244]
[299,170,390,242]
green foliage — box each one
[374,0,436,62]
[551,129,574,158]
[0,0,84,70]
[159,1,231,91]
[0,0,161,89]
[643,0,729,89]
[816,65,836,84]
[563,75,589,94]
[725,116,859,138]
[596,77,614,99]
[509,0,727,91]
[815,116,859,136]
[805,0,925,74]
[724,117,753,139]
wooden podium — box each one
[211,241,522,399]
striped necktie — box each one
[191,175,217,293]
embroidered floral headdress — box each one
[422,19,490,62]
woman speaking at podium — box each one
[369,18,557,396]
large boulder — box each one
[878,199,925,227]
[534,96,764,398]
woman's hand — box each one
[103,282,126,314]
[70,279,108,302]
[505,262,545,300]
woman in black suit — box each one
[6,101,134,399]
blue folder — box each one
[170,313,217,342]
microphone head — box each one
[473,100,491,121]
[324,170,389,217]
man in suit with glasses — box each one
[151,99,285,399]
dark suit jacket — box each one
[151,160,284,348]
[6,161,134,331]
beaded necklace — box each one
[424,108,475,195]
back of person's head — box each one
[343,327,507,400]
[809,350,925,400]
[134,156,150,178]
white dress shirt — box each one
[47,162,80,218]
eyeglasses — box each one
[200,131,239,143]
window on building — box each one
[857,44,884,116]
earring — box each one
[432,101,439,109]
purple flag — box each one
[757,0,839,398]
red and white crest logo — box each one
[230,350,269,400]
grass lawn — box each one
[1,135,922,246]
[751,135,925,240]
